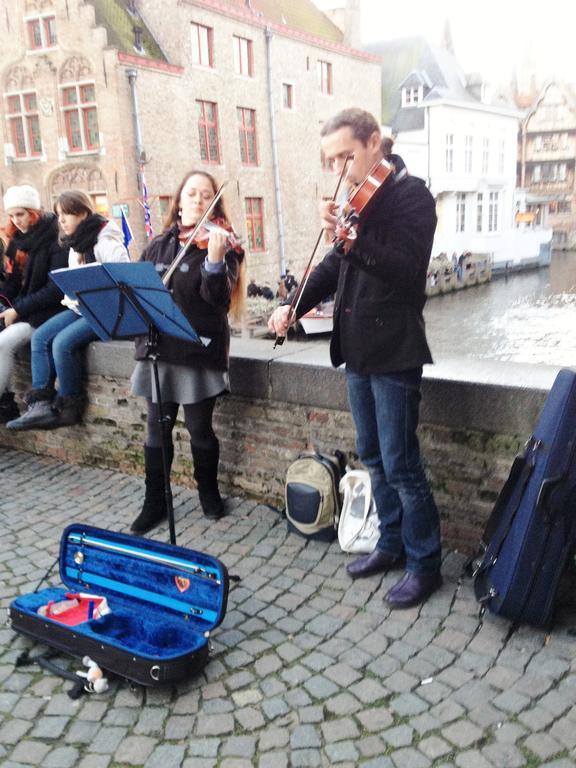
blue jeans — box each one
[31,310,97,397]
[346,368,441,574]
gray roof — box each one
[364,36,478,128]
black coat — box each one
[296,174,437,375]
[134,226,244,370]
[1,213,68,328]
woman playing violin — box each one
[130,170,246,533]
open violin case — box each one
[9,524,229,686]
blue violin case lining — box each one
[9,524,229,686]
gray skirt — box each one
[131,360,229,405]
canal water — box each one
[423,250,576,366]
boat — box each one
[299,301,334,335]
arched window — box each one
[50,165,108,214]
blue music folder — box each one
[49,262,201,344]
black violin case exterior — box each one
[9,524,229,686]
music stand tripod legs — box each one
[146,325,177,546]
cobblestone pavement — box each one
[1,447,576,768]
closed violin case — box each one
[9,524,229,686]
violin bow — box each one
[162,182,227,287]
[273,154,353,348]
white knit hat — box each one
[3,184,41,212]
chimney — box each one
[133,25,143,52]
[321,0,361,49]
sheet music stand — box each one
[50,262,203,545]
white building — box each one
[367,37,552,271]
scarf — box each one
[62,214,107,263]
[4,213,59,279]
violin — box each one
[190,217,243,254]
[272,154,393,348]
[334,157,393,247]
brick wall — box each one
[3,340,560,554]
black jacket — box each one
[134,226,244,370]
[1,213,68,328]
[296,173,436,374]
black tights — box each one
[145,397,217,451]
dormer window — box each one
[402,86,422,107]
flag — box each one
[140,167,154,241]
[120,208,133,248]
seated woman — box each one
[7,190,129,430]
[0,185,67,424]
[129,169,245,533]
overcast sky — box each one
[313,0,576,87]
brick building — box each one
[1,0,381,286]
[518,81,576,249]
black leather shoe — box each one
[385,571,442,609]
[346,550,405,580]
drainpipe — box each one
[126,68,145,184]
[426,105,431,190]
[264,25,286,277]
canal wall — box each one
[2,338,561,554]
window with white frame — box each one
[445,133,454,172]
[6,91,42,158]
[26,15,57,50]
[476,193,483,232]
[498,139,505,174]
[402,86,421,106]
[482,138,490,174]
[60,82,99,153]
[532,165,541,182]
[456,193,466,233]
[488,191,499,232]
[464,136,473,174]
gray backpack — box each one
[285,451,345,541]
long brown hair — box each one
[54,189,94,218]
[165,170,246,322]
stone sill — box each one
[86,336,562,437]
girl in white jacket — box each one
[7,190,129,430]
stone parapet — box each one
[3,338,561,553]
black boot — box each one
[131,445,174,535]
[191,442,225,520]
[37,394,85,429]
[0,391,20,424]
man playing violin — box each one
[268,108,442,609]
